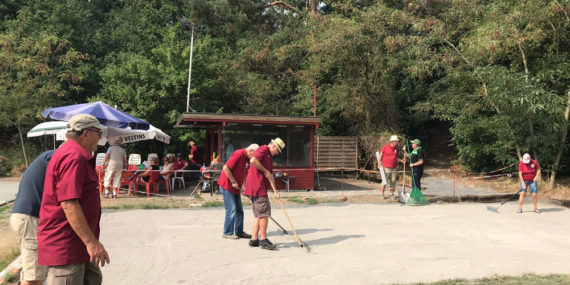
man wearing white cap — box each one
[38,114,110,284]
[244,138,285,250]
[518,153,541,213]
[378,135,406,199]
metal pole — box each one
[186,24,195,113]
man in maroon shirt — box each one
[378,135,406,199]
[518,153,541,213]
[244,138,285,250]
[188,140,203,181]
[38,114,110,284]
[218,144,259,239]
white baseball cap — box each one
[522,153,531,164]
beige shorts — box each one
[103,169,122,188]
[47,262,102,285]
[10,213,47,282]
[384,167,398,189]
[250,196,271,218]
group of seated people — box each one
[138,153,190,183]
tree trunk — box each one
[518,41,536,159]
[549,90,570,188]
[310,0,317,14]
[17,122,29,167]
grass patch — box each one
[306,198,318,205]
[287,196,304,204]
[120,204,136,210]
[140,203,171,209]
[0,248,19,273]
[399,273,570,285]
[201,201,224,208]
[0,204,13,215]
[1,270,18,284]
[102,205,120,210]
[193,193,202,199]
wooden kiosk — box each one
[175,113,320,191]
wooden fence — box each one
[314,136,358,169]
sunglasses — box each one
[86,128,103,137]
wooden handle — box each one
[272,185,303,247]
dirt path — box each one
[99,202,570,284]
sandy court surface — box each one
[99,202,569,284]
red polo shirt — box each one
[38,139,101,266]
[174,159,188,170]
[244,145,273,197]
[218,149,249,194]
[380,144,398,168]
[519,160,540,181]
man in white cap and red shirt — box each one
[218,144,259,239]
[518,153,541,213]
[38,114,110,284]
[378,135,406,199]
[244,137,285,250]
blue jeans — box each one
[520,181,538,194]
[221,186,244,235]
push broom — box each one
[486,187,525,213]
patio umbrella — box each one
[27,121,67,138]
[102,125,171,145]
[27,122,170,145]
[43,101,150,130]
[26,121,68,149]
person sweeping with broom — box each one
[517,153,541,214]
[244,138,286,250]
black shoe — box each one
[259,239,277,250]
[236,232,252,239]
[249,239,259,247]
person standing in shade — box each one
[518,153,541,214]
[403,139,424,191]
[38,114,110,285]
[218,144,259,239]
[378,135,406,199]
[102,138,127,198]
[244,138,285,250]
[224,137,235,160]
[10,150,55,285]
[188,140,203,181]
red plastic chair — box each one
[118,170,135,198]
[140,171,160,197]
[96,166,105,193]
[159,173,171,194]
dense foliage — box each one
[0,0,568,185]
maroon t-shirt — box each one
[519,160,540,181]
[218,149,249,195]
[190,145,202,164]
[244,145,273,197]
[38,139,101,266]
[380,144,398,168]
[173,159,188,170]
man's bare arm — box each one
[223,165,239,189]
[61,200,110,267]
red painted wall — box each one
[273,168,314,191]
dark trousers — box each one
[412,167,423,190]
